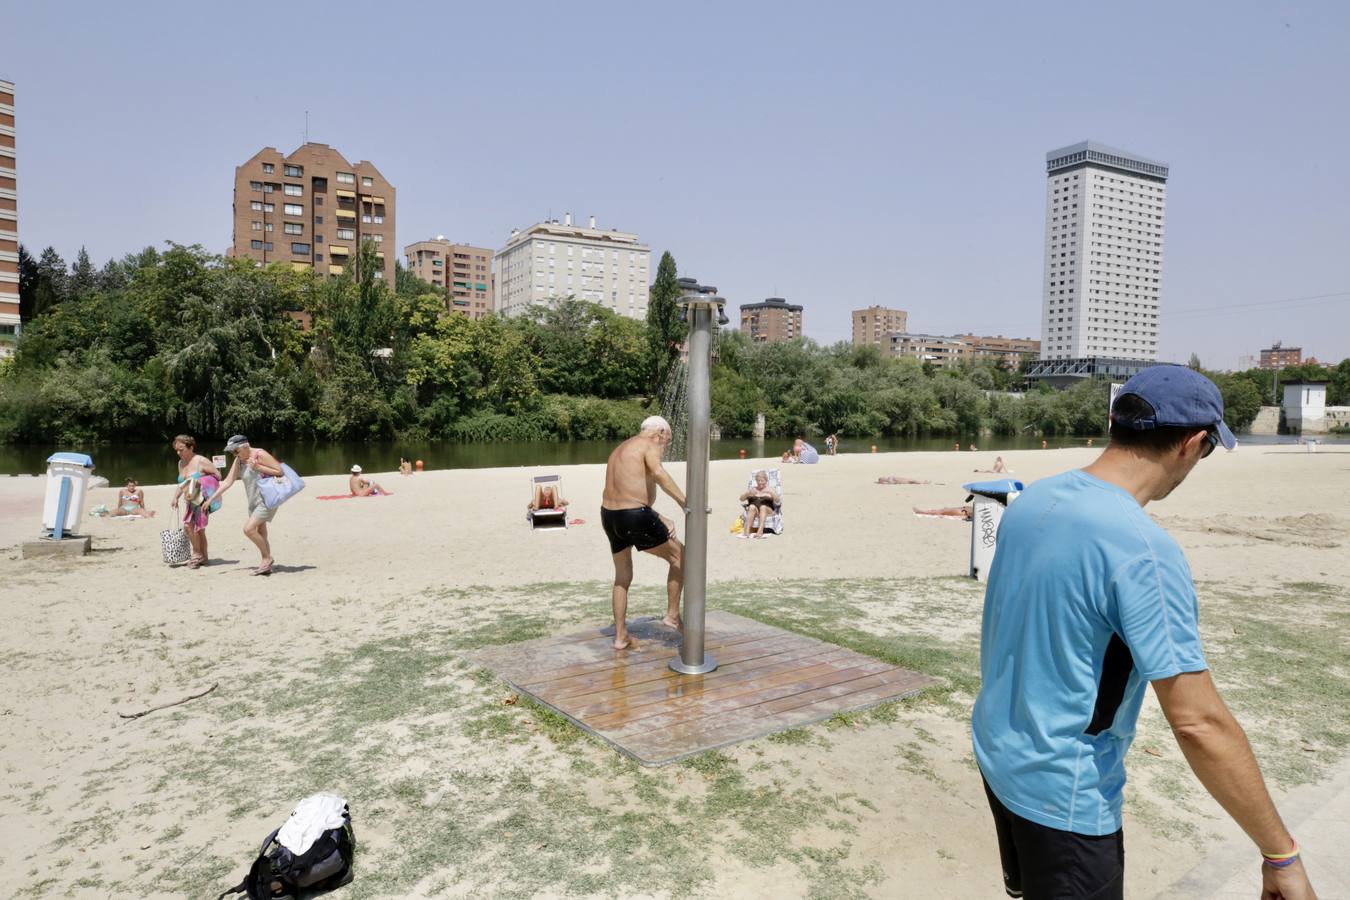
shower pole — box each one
[670,279,726,676]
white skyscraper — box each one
[494,214,650,320]
[1041,141,1168,361]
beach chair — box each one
[739,468,784,536]
[528,474,568,532]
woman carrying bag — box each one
[214,435,297,576]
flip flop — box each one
[251,562,273,576]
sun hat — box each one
[223,434,250,452]
[350,465,362,474]
[1111,365,1236,449]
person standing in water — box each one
[600,415,686,650]
[213,435,284,576]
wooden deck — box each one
[465,611,938,766]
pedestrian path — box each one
[1160,753,1350,898]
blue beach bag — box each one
[258,462,306,509]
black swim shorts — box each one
[600,506,671,554]
[982,777,1124,899]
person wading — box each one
[600,415,686,651]
[971,365,1316,899]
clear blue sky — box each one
[8,0,1349,368]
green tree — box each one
[1187,352,1203,371]
[17,244,37,323]
[645,251,686,394]
[1215,375,1263,432]
[70,247,98,299]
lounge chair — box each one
[739,468,784,536]
[528,474,568,532]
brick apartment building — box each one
[0,79,17,356]
[404,237,494,319]
[852,305,908,346]
[1259,342,1302,370]
[953,334,1040,368]
[232,143,396,283]
[740,297,803,343]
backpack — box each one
[218,794,354,900]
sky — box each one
[6,0,1349,369]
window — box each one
[284,203,303,216]
[368,233,383,243]
[315,253,324,262]
[315,235,323,244]
[314,196,323,206]
[251,239,263,249]
[262,163,274,173]
[314,215,323,224]
[251,221,262,231]
[291,243,310,255]
[284,183,303,196]
[336,227,355,240]
[284,164,302,177]
[249,180,263,191]
[265,223,273,232]
[284,223,303,235]
[336,172,355,184]
[361,176,373,187]
[250,200,263,211]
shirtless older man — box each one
[601,415,686,650]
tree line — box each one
[5,241,1333,446]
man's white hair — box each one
[640,415,672,435]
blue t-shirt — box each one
[971,469,1208,835]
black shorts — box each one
[982,777,1124,899]
[600,506,671,554]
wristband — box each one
[1261,839,1298,868]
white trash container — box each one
[963,479,1023,582]
[43,452,95,537]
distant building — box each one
[852,306,908,347]
[404,237,494,319]
[740,297,803,343]
[1260,342,1302,370]
[888,332,968,368]
[1282,381,1328,434]
[231,142,396,283]
[0,78,17,356]
[1041,140,1167,362]
[952,334,1040,368]
[495,214,650,320]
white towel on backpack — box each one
[277,792,348,856]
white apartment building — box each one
[1041,141,1167,361]
[495,214,650,319]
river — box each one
[0,433,1333,482]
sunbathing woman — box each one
[349,465,392,497]
[972,456,1010,474]
[528,485,569,513]
[876,475,930,484]
[739,471,779,539]
[913,505,972,521]
[105,478,156,517]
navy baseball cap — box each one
[1112,365,1237,450]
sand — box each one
[0,445,1346,897]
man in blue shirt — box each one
[972,366,1316,899]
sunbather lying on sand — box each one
[913,505,972,521]
[876,475,930,484]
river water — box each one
[0,434,1333,482]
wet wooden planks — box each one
[465,610,937,766]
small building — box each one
[852,306,908,347]
[953,334,1041,369]
[1022,356,1161,390]
[740,297,803,343]
[404,237,494,319]
[1281,381,1327,434]
[888,332,968,368]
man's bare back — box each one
[603,434,663,510]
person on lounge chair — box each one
[738,471,779,539]
[528,484,568,514]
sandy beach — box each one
[1,445,1347,898]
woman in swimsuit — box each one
[739,471,779,539]
[111,478,155,517]
[170,435,221,568]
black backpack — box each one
[218,806,355,900]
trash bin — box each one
[962,479,1023,582]
[43,452,95,538]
